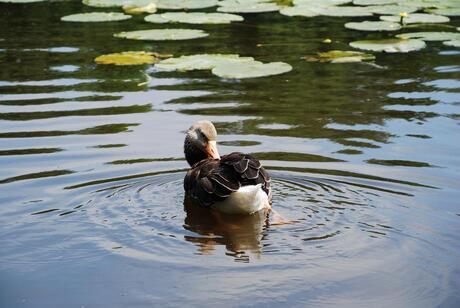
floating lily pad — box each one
[280,1,368,17]
[402,0,460,8]
[350,38,426,52]
[94,51,172,65]
[61,12,132,22]
[144,14,169,23]
[145,12,243,24]
[161,12,243,24]
[154,0,218,10]
[82,0,154,8]
[381,13,450,24]
[211,61,292,79]
[217,3,280,13]
[84,0,213,9]
[155,54,255,71]
[123,2,157,14]
[155,54,291,79]
[396,31,460,41]
[428,8,460,16]
[345,21,401,31]
[443,40,460,47]
[314,6,373,17]
[280,6,319,17]
[330,56,372,63]
[366,5,418,15]
[114,29,208,40]
[303,50,375,63]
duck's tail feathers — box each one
[212,184,269,215]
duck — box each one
[183,120,272,215]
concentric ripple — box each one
[65,169,411,265]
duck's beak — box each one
[206,140,220,160]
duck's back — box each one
[184,152,271,213]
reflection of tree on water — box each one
[183,196,269,261]
[164,41,446,149]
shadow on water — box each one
[0,104,151,121]
[0,123,139,138]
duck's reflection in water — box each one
[183,197,269,260]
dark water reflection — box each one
[1,1,460,307]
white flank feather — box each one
[212,184,269,215]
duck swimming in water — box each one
[183,120,272,215]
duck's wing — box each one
[184,152,271,208]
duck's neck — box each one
[184,138,208,166]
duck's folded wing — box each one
[184,152,271,207]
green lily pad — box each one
[145,12,243,24]
[61,12,132,22]
[114,29,208,40]
[350,38,426,52]
[401,0,460,8]
[94,51,172,65]
[155,54,291,79]
[443,40,460,47]
[314,6,373,17]
[303,50,375,63]
[144,14,169,23]
[156,54,255,71]
[280,6,319,17]
[396,31,460,41]
[366,5,418,15]
[211,61,292,79]
[381,13,450,24]
[345,21,401,31]
[83,0,212,9]
[123,3,157,14]
[327,56,372,63]
[82,0,154,8]
[428,8,460,16]
[217,3,280,13]
[153,0,218,10]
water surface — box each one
[1,2,460,307]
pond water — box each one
[1,1,460,307]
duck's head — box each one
[184,120,220,166]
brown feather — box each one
[244,166,259,180]
[184,152,271,208]
[232,159,249,173]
